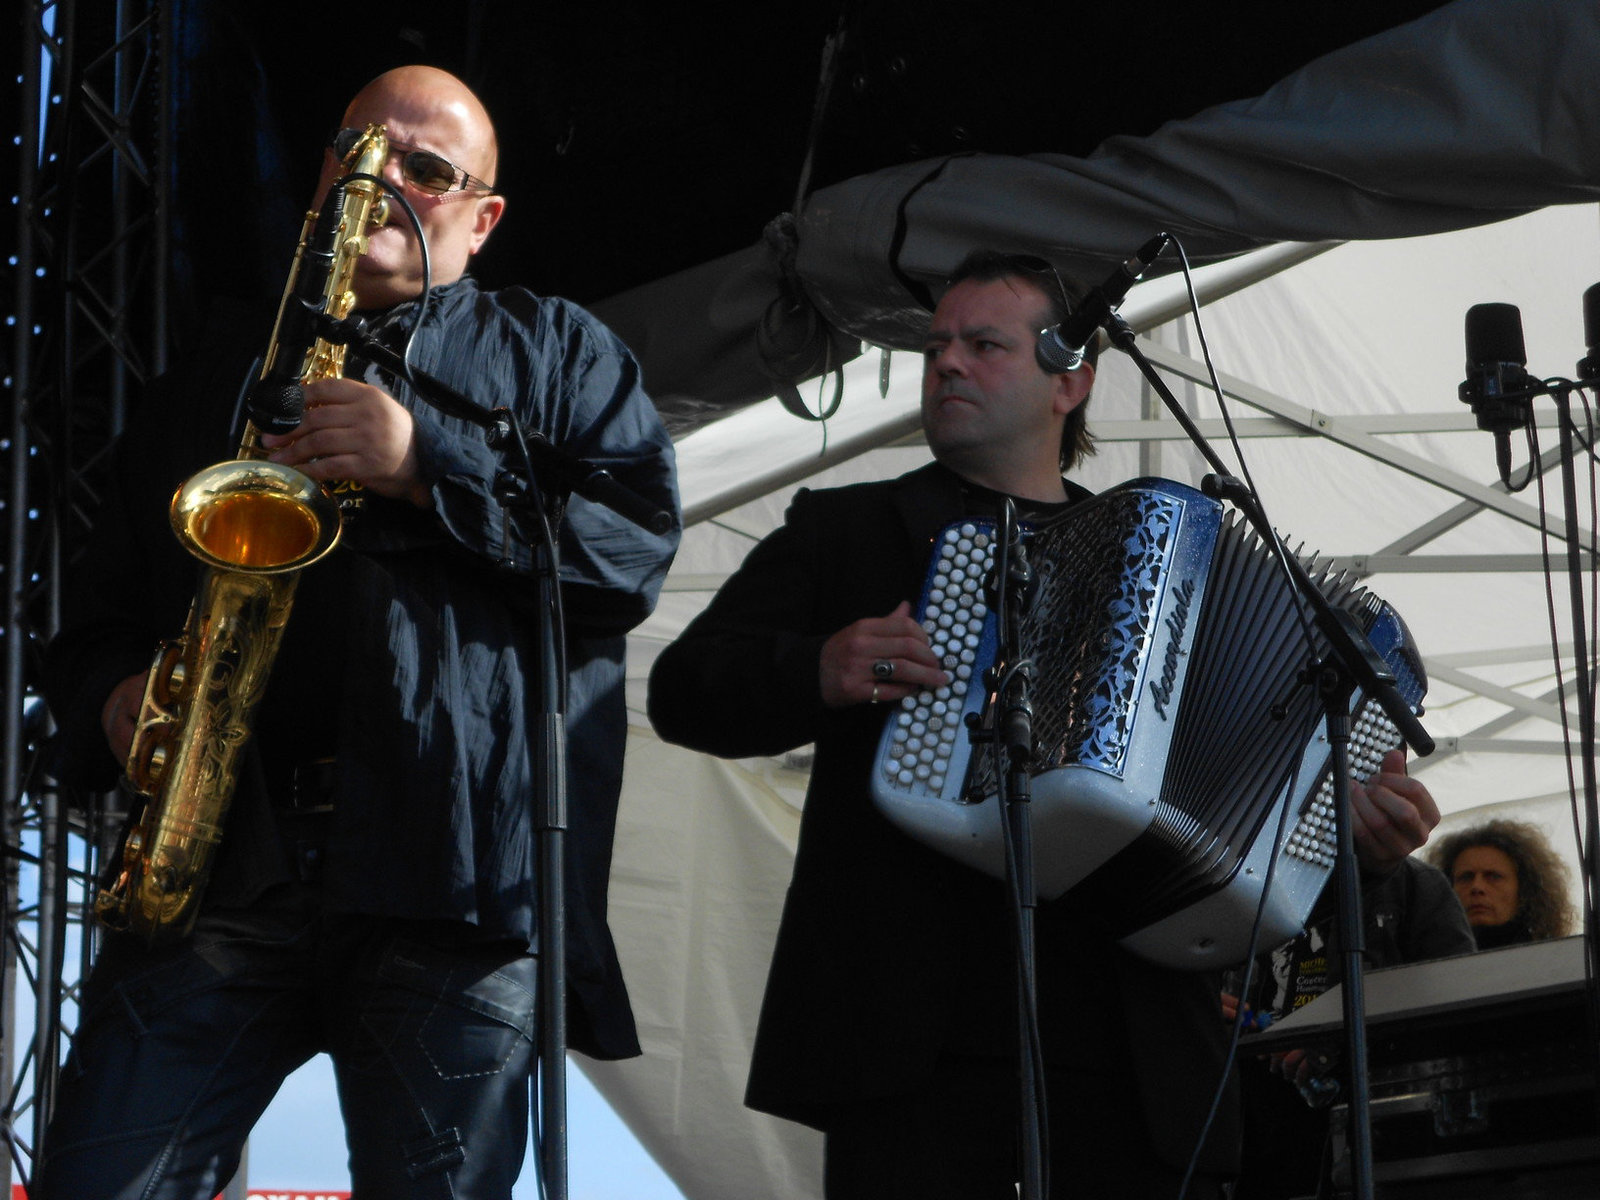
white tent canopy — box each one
[564,5,1600,1195]
[588,204,1600,1199]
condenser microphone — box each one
[1035,233,1170,373]
[1459,302,1533,431]
[1577,283,1600,383]
[1459,302,1533,483]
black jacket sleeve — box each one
[647,488,834,758]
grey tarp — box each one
[598,0,1600,424]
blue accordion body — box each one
[871,477,1426,970]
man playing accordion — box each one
[648,250,1439,1198]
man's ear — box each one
[1053,360,1094,415]
[468,194,507,255]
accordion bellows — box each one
[872,477,1426,970]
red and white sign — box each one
[11,1189,351,1200]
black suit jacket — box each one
[649,462,1239,1172]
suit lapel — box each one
[888,462,969,557]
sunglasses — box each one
[1009,254,1074,322]
[329,127,496,196]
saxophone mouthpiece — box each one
[369,195,390,229]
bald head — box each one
[322,65,506,308]
[344,65,499,186]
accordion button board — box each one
[871,477,1428,971]
[883,522,989,797]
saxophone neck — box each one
[253,125,388,434]
[238,422,266,461]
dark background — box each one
[160,0,1449,348]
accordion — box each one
[871,477,1427,970]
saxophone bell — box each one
[173,460,341,572]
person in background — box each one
[1427,817,1577,947]
[1226,835,1473,1200]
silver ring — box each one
[872,659,895,681]
[871,682,881,704]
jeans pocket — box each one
[359,937,537,1081]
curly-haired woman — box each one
[1427,819,1577,948]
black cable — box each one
[1155,236,1403,1199]
[333,174,429,373]
[1167,237,1320,659]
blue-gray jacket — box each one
[46,276,680,1058]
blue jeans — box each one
[38,887,539,1200]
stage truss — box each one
[4,0,169,1189]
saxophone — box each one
[96,126,392,943]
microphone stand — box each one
[1545,380,1600,1143]
[1471,365,1600,1081]
[985,501,1046,1200]
[315,314,671,1200]
[1100,311,1433,1200]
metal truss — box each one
[4,0,169,1190]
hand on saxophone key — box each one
[261,377,432,508]
[102,671,149,765]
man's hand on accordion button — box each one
[819,601,949,708]
[1350,748,1441,875]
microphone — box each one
[1459,302,1533,482]
[1458,302,1533,432]
[248,183,350,433]
[1577,282,1600,383]
[1035,233,1170,373]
